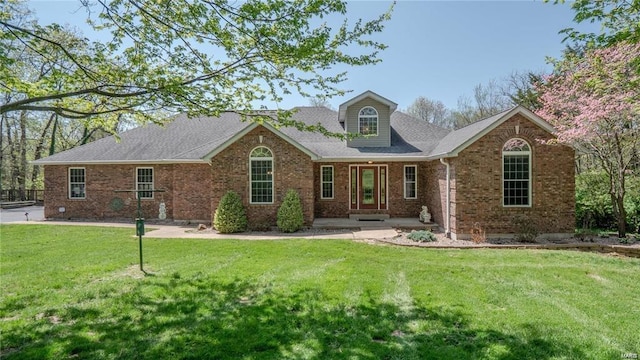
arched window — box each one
[503,138,531,207]
[358,106,378,136]
[250,147,273,204]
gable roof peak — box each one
[338,90,398,122]
[428,105,556,159]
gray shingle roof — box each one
[33,113,251,163]
[33,103,550,165]
[428,105,556,159]
[429,108,514,158]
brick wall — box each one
[43,163,212,222]
[171,163,212,221]
[425,161,446,232]
[209,126,315,228]
[313,161,428,219]
[450,114,575,238]
[313,162,350,217]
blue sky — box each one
[28,1,599,111]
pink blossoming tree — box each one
[536,42,640,237]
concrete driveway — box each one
[0,205,44,223]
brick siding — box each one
[209,126,315,228]
[42,115,575,236]
[43,163,211,222]
[447,114,575,238]
[313,161,428,219]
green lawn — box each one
[1,225,639,360]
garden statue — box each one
[159,202,167,220]
[419,206,431,223]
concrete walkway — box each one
[4,219,409,240]
[4,216,432,240]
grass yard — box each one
[1,225,639,360]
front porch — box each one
[312,217,438,231]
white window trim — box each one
[68,167,86,199]
[249,146,274,204]
[403,165,418,199]
[320,165,334,199]
[136,167,154,200]
[502,138,532,208]
[358,106,379,136]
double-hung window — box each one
[250,147,274,204]
[404,165,417,199]
[68,167,86,199]
[320,166,334,199]
[503,138,531,206]
[136,167,154,199]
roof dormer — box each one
[339,91,398,148]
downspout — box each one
[440,158,451,238]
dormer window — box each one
[358,107,378,136]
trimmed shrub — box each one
[277,189,304,233]
[512,215,539,243]
[470,222,486,244]
[213,191,247,234]
[407,230,437,242]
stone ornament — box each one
[419,205,431,223]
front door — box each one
[350,165,387,210]
[359,167,378,209]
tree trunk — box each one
[614,194,626,238]
[19,110,28,197]
[49,117,58,156]
[31,113,56,185]
[6,117,18,192]
[0,114,4,195]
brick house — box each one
[33,91,575,239]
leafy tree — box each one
[0,4,127,194]
[449,80,513,129]
[549,0,640,46]
[503,71,544,111]
[309,96,334,110]
[536,41,640,237]
[1,0,392,132]
[406,96,450,129]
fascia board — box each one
[441,106,558,158]
[202,122,320,161]
[30,159,209,165]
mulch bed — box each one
[378,230,640,258]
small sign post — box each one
[114,188,165,272]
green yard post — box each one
[114,188,164,273]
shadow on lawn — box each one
[4,273,586,360]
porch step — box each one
[349,214,390,221]
[312,217,440,231]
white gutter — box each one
[440,158,451,238]
[30,159,209,165]
[313,156,428,163]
